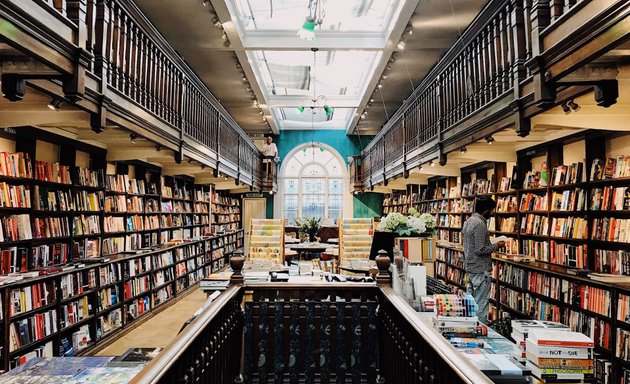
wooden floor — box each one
[95,287,208,356]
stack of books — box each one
[432,294,486,348]
[200,271,232,291]
[511,320,569,364]
[525,329,594,382]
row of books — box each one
[9,310,58,352]
[0,182,30,208]
[550,162,584,186]
[550,188,586,211]
[591,156,630,181]
[594,249,630,276]
[35,161,71,185]
[0,152,33,179]
[591,186,630,211]
[592,217,630,243]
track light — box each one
[567,100,580,112]
[370,98,374,103]
[242,75,247,81]
[269,190,274,195]
[223,39,231,48]
[460,146,467,153]
[406,28,413,35]
[250,94,256,100]
[202,0,208,6]
[397,41,406,50]
[188,159,193,164]
[377,83,383,89]
[419,164,423,170]
[561,102,571,114]
[221,31,228,40]
[211,17,222,28]
[47,98,63,111]
[485,136,495,145]
[129,133,137,144]
[155,144,162,151]
[430,160,435,167]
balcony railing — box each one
[360,0,628,187]
[130,260,493,384]
[1,0,271,189]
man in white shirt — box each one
[262,136,278,178]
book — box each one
[528,329,594,348]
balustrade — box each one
[3,0,267,186]
[360,0,624,188]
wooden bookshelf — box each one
[211,192,241,234]
[404,130,630,383]
[0,128,244,372]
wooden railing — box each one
[360,0,629,187]
[129,285,244,384]
[379,287,492,384]
[1,0,268,189]
[244,283,380,383]
[130,276,493,383]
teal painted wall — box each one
[353,192,383,219]
[270,130,378,218]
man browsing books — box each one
[462,196,504,324]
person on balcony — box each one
[462,196,504,324]
[262,135,278,178]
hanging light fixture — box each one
[297,0,324,41]
[297,48,334,120]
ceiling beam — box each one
[0,110,87,128]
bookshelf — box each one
[0,128,244,372]
[402,130,630,383]
[211,191,241,234]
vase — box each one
[309,233,317,242]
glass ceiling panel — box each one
[233,0,398,32]
[279,107,351,124]
[251,50,378,97]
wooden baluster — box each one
[490,18,499,100]
[93,0,110,84]
[85,0,96,56]
[109,4,120,87]
[117,11,127,91]
[128,24,137,100]
[550,0,563,20]
[564,0,576,13]
[498,9,509,93]
[473,36,482,110]
[481,29,491,104]
[139,34,148,106]
[53,0,67,16]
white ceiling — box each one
[135,0,488,136]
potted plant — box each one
[296,217,321,242]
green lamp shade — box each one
[324,105,334,119]
[297,106,305,113]
[297,18,316,40]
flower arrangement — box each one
[378,207,436,237]
[296,217,321,242]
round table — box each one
[288,243,332,260]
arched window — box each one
[281,145,344,223]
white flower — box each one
[408,216,427,234]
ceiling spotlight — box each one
[397,41,406,50]
[211,17,222,28]
[262,116,267,121]
[485,136,495,145]
[222,38,231,48]
[187,159,193,164]
[259,110,264,115]
[406,28,413,35]
[370,98,374,103]
[430,160,435,167]
[129,133,137,144]
[246,86,251,92]
[224,175,228,180]
[221,31,228,40]
[155,144,162,151]
[419,164,423,170]
[561,102,571,114]
[236,62,242,70]
[250,94,256,100]
[202,0,208,6]
[382,74,388,79]
[242,75,247,81]
[378,83,383,89]
[297,16,316,41]
[46,98,63,111]
[567,100,580,112]
[269,190,274,195]
[460,146,467,153]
